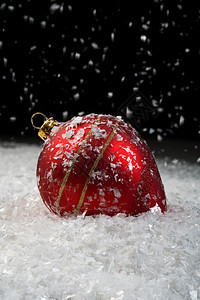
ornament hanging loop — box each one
[31,112,48,129]
[31,112,59,141]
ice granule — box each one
[8,5,14,11]
[128,160,133,171]
[92,126,108,139]
[113,187,121,198]
[69,116,82,128]
[190,290,197,300]
[107,92,113,98]
[179,115,185,126]
[50,3,60,13]
[140,35,147,42]
[73,93,80,101]
[10,116,16,122]
[115,134,123,141]
[75,128,85,140]
[91,42,99,49]
[40,21,46,29]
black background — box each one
[0,0,200,141]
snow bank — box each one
[0,144,199,299]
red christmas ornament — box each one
[32,113,167,217]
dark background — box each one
[0,0,200,141]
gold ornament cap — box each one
[31,112,59,140]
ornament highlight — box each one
[32,113,167,217]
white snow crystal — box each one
[75,52,80,59]
[113,187,121,198]
[110,163,116,169]
[78,111,85,116]
[150,203,161,213]
[88,60,93,66]
[190,290,197,300]
[46,169,53,182]
[68,5,72,11]
[10,116,16,122]
[66,129,74,139]
[50,3,60,13]
[128,160,133,171]
[73,93,80,101]
[92,126,108,139]
[124,147,134,155]
[3,57,7,67]
[62,111,68,121]
[8,5,14,12]
[140,35,147,42]
[172,158,179,165]
[95,68,100,74]
[149,128,155,134]
[179,115,185,126]
[70,116,82,128]
[115,134,123,141]
[91,42,99,49]
[126,107,133,119]
[99,189,105,196]
[107,92,113,98]
[157,134,163,142]
[29,16,34,24]
[75,128,85,140]
[142,24,149,30]
[41,21,46,29]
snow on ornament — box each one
[31,112,167,217]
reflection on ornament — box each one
[32,113,167,217]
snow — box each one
[49,4,61,14]
[40,21,46,29]
[140,35,147,42]
[91,43,99,50]
[107,92,113,98]
[73,93,80,101]
[0,143,200,299]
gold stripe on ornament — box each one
[76,118,119,212]
[56,116,101,214]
